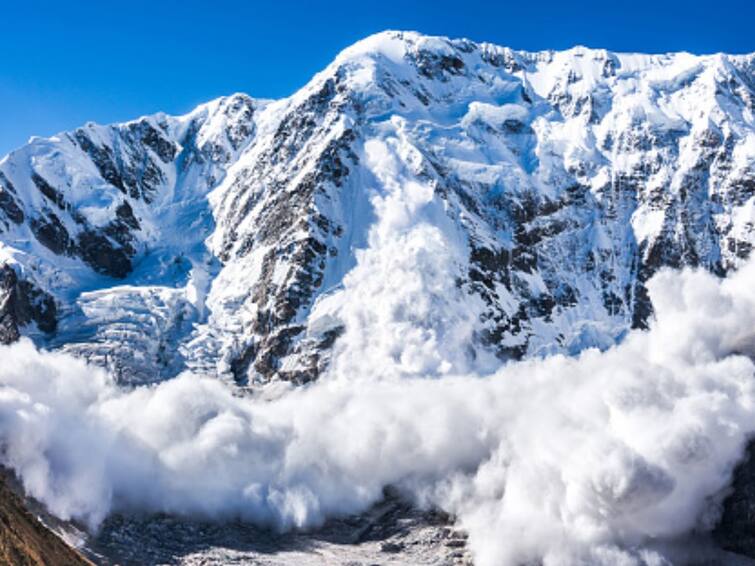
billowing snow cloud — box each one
[2,256,755,565]
[3,134,755,565]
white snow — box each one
[3,260,755,565]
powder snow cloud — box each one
[3,257,755,565]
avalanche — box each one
[2,258,755,565]
[1,29,755,565]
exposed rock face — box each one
[0,473,91,566]
[0,264,56,344]
[714,441,755,558]
[0,93,261,382]
[0,32,752,386]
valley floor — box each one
[4,471,755,566]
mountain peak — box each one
[0,30,753,386]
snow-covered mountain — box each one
[1,31,754,386]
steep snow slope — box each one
[1,31,754,385]
[0,94,265,382]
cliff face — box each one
[0,474,90,566]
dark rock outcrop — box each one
[0,264,57,344]
[714,441,755,557]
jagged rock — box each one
[0,172,25,226]
[76,229,132,279]
[0,265,57,344]
[714,441,755,557]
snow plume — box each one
[3,136,755,564]
[2,261,755,564]
[314,135,499,381]
[0,131,755,566]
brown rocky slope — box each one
[0,474,90,566]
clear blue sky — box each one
[1,0,752,157]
